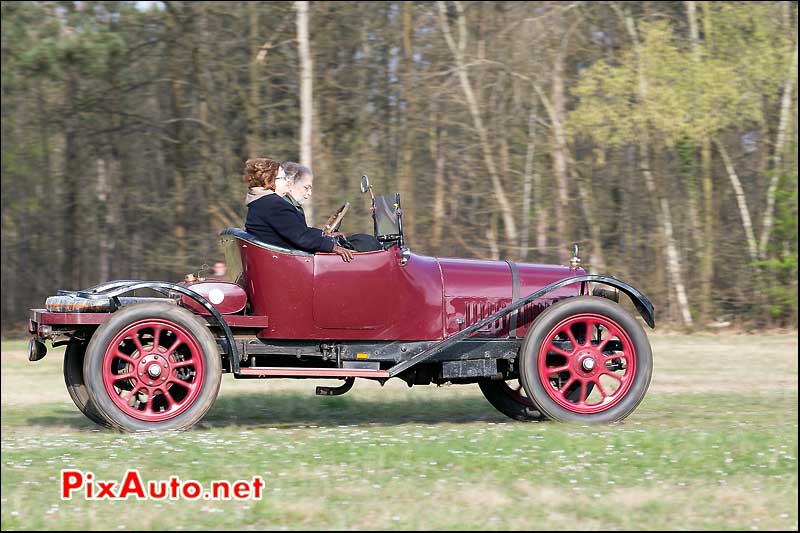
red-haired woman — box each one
[243,158,353,261]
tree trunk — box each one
[758,39,797,259]
[437,1,518,246]
[532,82,575,266]
[37,89,56,283]
[487,214,500,260]
[353,24,373,164]
[575,165,606,273]
[246,1,261,158]
[497,74,513,257]
[296,0,314,224]
[64,67,81,290]
[699,137,713,320]
[398,1,416,244]
[165,5,187,274]
[659,162,692,327]
[685,0,709,322]
[551,16,570,264]
[430,101,446,251]
[716,140,759,263]
[171,79,187,275]
[96,156,118,283]
[520,93,537,260]
[196,7,213,213]
[697,3,715,321]
[622,8,694,327]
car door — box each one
[312,250,397,329]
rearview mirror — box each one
[360,175,370,194]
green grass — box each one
[2,336,798,530]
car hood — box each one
[436,256,582,298]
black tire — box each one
[479,380,544,421]
[83,302,222,432]
[519,296,653,424]
[63,341,113,427]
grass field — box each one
[1,334,797,530]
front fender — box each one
[579,275,655,328]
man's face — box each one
[289,174,313,204]
[213,262,226,276]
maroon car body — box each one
[228,237,581,341]
[27,181,655,431]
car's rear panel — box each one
[238,240,446,341]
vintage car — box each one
[27,176,654,432]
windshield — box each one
[372,193,403,244]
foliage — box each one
[757,177,799,322]
[0,1,797,329]
[569,7,790,147]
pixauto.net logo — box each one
[61,469,265,501]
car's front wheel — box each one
[83,303,222,432]
[519,296,653,424]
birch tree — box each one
[759,39,798,259]
[570,13,694,326]
[437,1,518,249]
[296,0,314,223]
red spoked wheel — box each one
[84,303,222,432]
[537,314,635,414]
[102,319,206,422]
[520,296,652,424]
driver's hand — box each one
[332,245,354,262]
[327,231,347,238]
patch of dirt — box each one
[647,334,797,393]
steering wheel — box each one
[323,202,350,235]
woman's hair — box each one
[282,162,312,185]
[243,158,281,190]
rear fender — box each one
[56,281,240,372]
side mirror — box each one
[360,175,370,194]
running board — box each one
[236,367,390,378]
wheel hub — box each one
[137,354,169,385]
[147,364,162,378]
[575,350,600,377]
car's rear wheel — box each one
[63,341,112,427]
[479,379,544,421]
[83,303,222,432]
[519,296,652,424]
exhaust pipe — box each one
[28,338,47,362]
[315,377,356,396]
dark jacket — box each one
[245,194,335,253]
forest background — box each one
[1,0,797,332]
